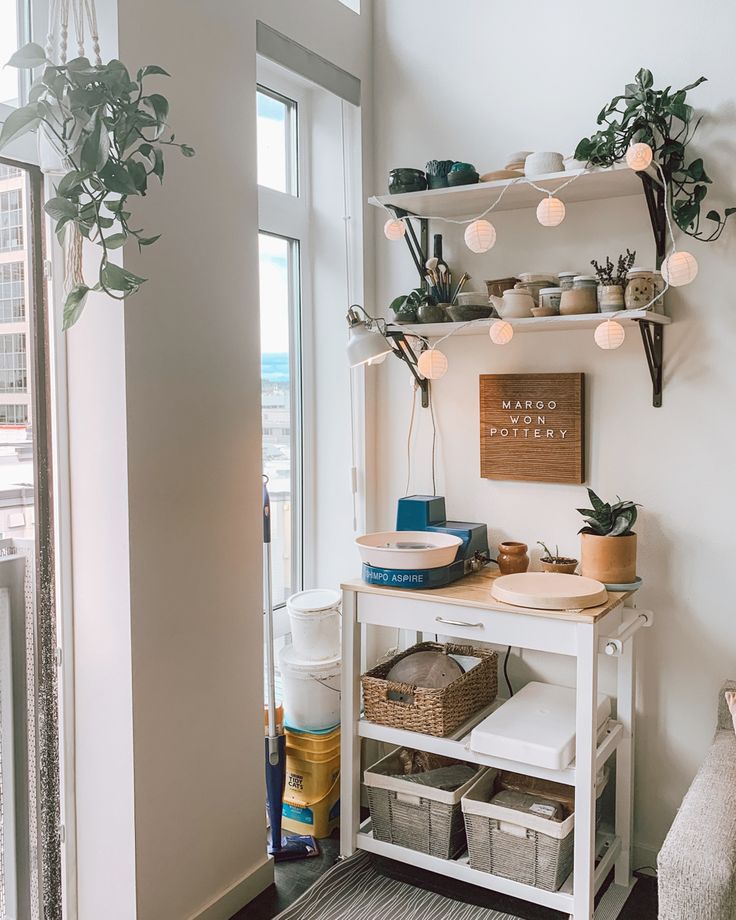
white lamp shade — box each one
[536,197,566,227]
[489,320,514,345]
[464,219,496,253]
[418,348,448,379]
[662,250,698,287]
[347,324,393,367]
[625,142,653,172]
[594,319,626,350]
[384,218,406,240]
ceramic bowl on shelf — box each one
[456,291,492,307]
[531,305,558,318]
[504,150,533,170]
[479,169,523,182]
[355,531,462,570]
[447,162,480,186]
[446,303,493,322]
[388,168,427,194]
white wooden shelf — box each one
[393,308,670,340]
[359,715,623,784]
[356,820,622,916]
[369,164,657,220]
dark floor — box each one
[233,835,657,920]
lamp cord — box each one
[429,383,437,496]
[405,384,417,496]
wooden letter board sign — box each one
[479,373,585,484]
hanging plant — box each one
[0,42,194,328]
[574,68,734,243]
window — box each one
[0,263,25,321]
[256,87,298,196]
[257,67,307,614]
[0,189,23,252]
[0,403,27,424]
[0,333,26,392]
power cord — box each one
[503,646,514,697]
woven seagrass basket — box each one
[361,641,498,737]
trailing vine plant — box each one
[575,68,734,243]
[0,42,194,328]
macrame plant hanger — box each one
[42,0,102,297]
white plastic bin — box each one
[279,644,341,731]
[287,589,341,660]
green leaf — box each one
[136,234,161,248]
[103,233,128,250]
[80,117,110,173]
[101,262,146,293]
[56,169,88,199]
[144,93,169,124]
[389,295,408,313]
[99,160,139,195]
[127,159,148,193]
[151,148,164,181]
[44,197,78,221]
[62,284,90,330]
[180,144,195,158]
[137,64,170,79]
[725,207,736,217]
[680,76,707,92]
[7,42,48,69]
[0,104,40,150]
[586,488,606,514]
[705,209,721,222]
[636,68,653,90]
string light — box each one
[662,250,698,286]
[594,319,626,350]
[384,217,406,241]
[625,142,653,172]
[464,219,496,253]
[489,320,514,345]
[418,347,448,379]
[536,196,566,227]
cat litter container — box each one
[279,644,341,732]
[284,726,340,807]
[287,588,341,660]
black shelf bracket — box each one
[636,320,664,408]
[385,327,429,408]
[638,172,667,270]
[387,206,429,289]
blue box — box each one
[396,495,447,531]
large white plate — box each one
[491,572,607,610]
[355,531,462,570]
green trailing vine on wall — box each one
[575,68,734,243]
[0,42,194,328]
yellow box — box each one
[282,776,339,839]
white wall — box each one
[371,0,736,860]
[66,2,373,919]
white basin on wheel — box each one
[355,531,462,570]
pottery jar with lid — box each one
[558,271,578,291]
[515,274,556,306]
[538,287,562,313]
[625,267,655,310]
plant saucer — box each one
[602,576,643,592]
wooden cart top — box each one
[341,567,633,623]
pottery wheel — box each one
[491,572,607,610]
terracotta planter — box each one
[540,559,579,575]
[497,542,529,575]
[580,532,637,584]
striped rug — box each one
[274,852,519,920]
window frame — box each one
[257,58,317,631]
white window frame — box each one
[257,57,316,635]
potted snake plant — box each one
[577,489,639,585]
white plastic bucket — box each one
[287,589,341,660]
[279,644,341,732]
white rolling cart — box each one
[339,568,652,920]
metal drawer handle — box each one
[435,616,483,629]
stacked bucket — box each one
[278,589,341,838]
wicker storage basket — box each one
[362,642,498,737]
[462,769,609,891]
[365,747,486,859]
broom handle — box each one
[263,478,278,750]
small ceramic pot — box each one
[625,269,655,310]
[541,558,579,575]
[538,287,562,312]
[417,302,448,324]
[388,168,427,195]
[497,542,530,575]
[559,287,597,315]
[392,306,418,324]
[485,277,518,299]
[580,533,637,584]
[425,159,455,189]
[524,151,565,177]
[514,279,555,307]
[653,271,666,314]
[598,284,624,313]
[447,163,479,186]
[494,289,535,318]
[558,272,578,291]
[446,303,492,322]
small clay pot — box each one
[599,284,624,313]
[540,558,579,575]
[497,542,530,575]
[417,302,448,324]
[580,532,637,584]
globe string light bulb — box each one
[384,217,406,241]
[625,142,653,172]
[464,219,497,253]
[536,196,566,227]
[489,320,514,345]
[662,250,698,287]
[417,347,448,380]
[594,319,626,350]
